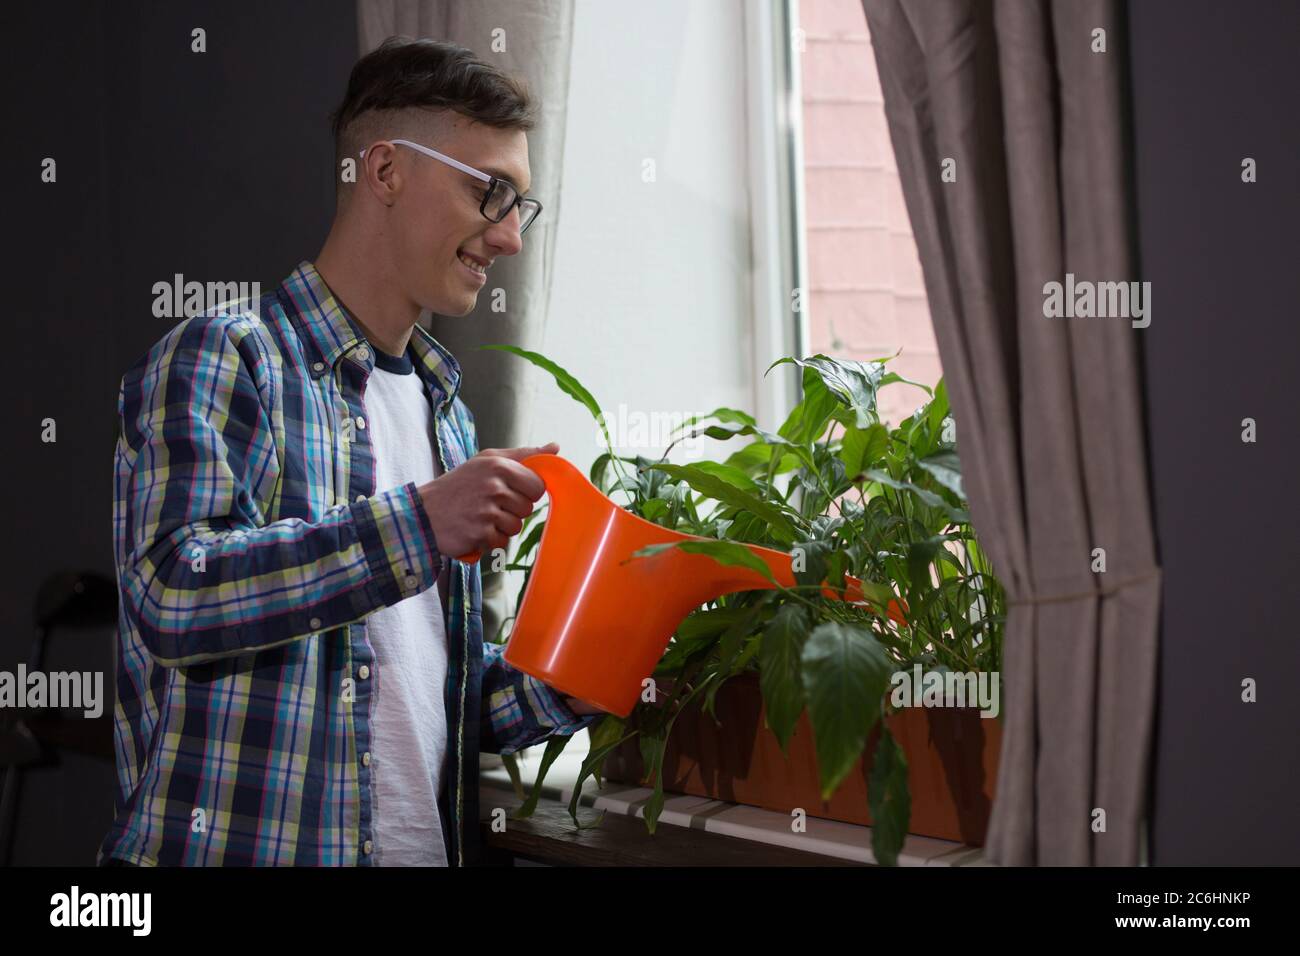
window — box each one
[796,0,942,426]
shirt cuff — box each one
[350,481,443,609]
[482,642,603,754]
[540,684,604,736]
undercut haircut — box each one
[330,36,536,191]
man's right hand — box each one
[415,442,559,560]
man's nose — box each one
[484,210,524,256]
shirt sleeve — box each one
[115,313,444,667]
[479,643,603,756]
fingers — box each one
[478,444,559,501]
[473,459,540,503]
[492,486,535,522]
[485,442,560,462]
[487,506,526,543]
[482,524,511,556]
[452,443,559,554]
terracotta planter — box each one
[601,671,1002,845]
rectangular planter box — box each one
[601,670,1002,845]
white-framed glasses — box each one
[359,138,542,235]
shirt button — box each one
[358,665,370,680]
[355,416,366,430]
[310,617,322,630]
[404,574,418,591]
[312,361,325,373]
[363,840,373,855]
[355,345,370,362]
[354,494,366,503]
[362,751,371,767]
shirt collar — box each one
[282,260,462,406]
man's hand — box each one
[415,441,559,559]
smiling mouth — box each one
[457,249,489,275]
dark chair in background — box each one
[0,571,117,866]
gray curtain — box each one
[357,0,576,640]
[861,0,1161,865]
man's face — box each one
[384,115,531,316]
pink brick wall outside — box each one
[799,0,942,425]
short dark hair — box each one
[331,36,535,165]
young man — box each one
[98,37,602,867]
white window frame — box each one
[742,0,810,430]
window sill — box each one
[481,747,990,867]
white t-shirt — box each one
[363,344,451,867]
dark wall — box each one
[1129,0,1300,864]
[0,0,357,864]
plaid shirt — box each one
[98,260,596,867]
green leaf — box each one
[683,460,762,494]
[878,371,934,395]
[800,622,894,799]
[675,605,756,642]
[565,728,638,831]
[827,549,850,596]
[502,752,524,798]
[906,536,944,591]
[852,575,900,611]
[715,600,769,678]
[673,406,757,437]
[589,452,613,491]
[722,440,775,472]
[634,673,723,835]
[777,367,841,445]
[907,380,951,459]
[513,733,572,819]
[639,732,668,834]
[867,727,911,866]
[719,511,771,545]
[759,603,812,748]
[696,421,756,442]
[722,441,805,478]
[864,469,971,525]
[708,601,772,714]
[480,344,610,446]
[703,422,820,477]
[791,538,832,591]
[512,519,547,563]
[585,715,626,788]
[643,462,799,545]
[839,423,890,480]
[640,498,669,523]
[629,539,778,586]
[768,354,886,428]
[917,451,964,500]
[734,633,762,671]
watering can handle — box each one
[449,452,551,565]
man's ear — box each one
[361,142,402,207]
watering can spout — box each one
[473,454,902,718]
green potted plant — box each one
[483,346,1005,865]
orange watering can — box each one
[457,454,905,718]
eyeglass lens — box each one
[483,181,540,232]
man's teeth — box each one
[458,253,486,274]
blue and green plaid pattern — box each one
[98,260,597,867]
